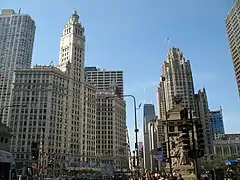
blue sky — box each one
[2,0,239,148]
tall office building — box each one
[143,104,156,132]
[194,88,214,154]
[0,9,35,124]
[57,11,97,162]
[143,104,156,170]
[96,91,128,169]
[85,67,123,97]
[147,120,158,171]
[157,47,213,156]
[9,11,97,170]
[226,1,240,96]
[209,108,225,140]
[85,67,127,169]
[156,47,195,147]
[157,47,195,117]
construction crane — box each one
[126,126,133,171]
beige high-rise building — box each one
[156,47,213,158]
[8,12,97,171]
[156,47,195,148]
[85,67,128,169]
[157,47,195,119]
[226,1,240,96]
[96,91,128,169]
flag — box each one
[38,131,43,175]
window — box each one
[169,126,175,132]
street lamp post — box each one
[123,95,139,168]
[161,76,173,176]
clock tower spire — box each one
[58,10,85,81]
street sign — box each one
[153,151,164,162]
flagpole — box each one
[38,130,44,180]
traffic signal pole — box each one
[161,76,172,176]
[189,106,200,180]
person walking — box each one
[177,174,184,180]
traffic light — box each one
[195,121,205,158]
[179,123,191,151]
[132,151,136,167]
[31,142,38,161]
[180,108,188,121]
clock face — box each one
[77,40,81,45]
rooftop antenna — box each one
[18,8,21,14]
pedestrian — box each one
[177,174,184,180]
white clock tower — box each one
[57,11,93,160]
[58,10,85,81]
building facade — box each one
[143,104,156,170]
[0,9,35,125]
[157,47,195,118]
[143,104,156,133]
[85,67,124,97]
[0,121,11,151]
[147,120,158,171]
[8,12,97,170]
[85,66,127,169]
[157,48,213,157]
[209,108,225,140]
[194,88,214,154]
[213,134,240,158]
[9,66,72,168]
[156,47,195,157]
[226,1,240,96]
[57,11,96,163]
[96,91,127,169]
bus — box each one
[0,150,17,180]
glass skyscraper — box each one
[143,104,156,133]
[209,108,225,140]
